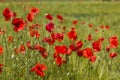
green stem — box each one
[88,61,91,80]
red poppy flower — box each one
[45,22,54,32]
[38,47,46,54]
[105,25,109,30]
[12,18,25,32]
[83,48,93,59]
[88,24,93,28]
[0,64,3,74]
[99,37,104,42]
[67,28,77,41]
[55,56,63,66]
[92,38,104,52]
[77,50,83,57]
[30,30,40,38]
[35,32,40,39]
[33,44,41,50]
[57,14,63,20]
[41,52,48,58]
[109,52,117,58]
[27,7,39,22]
[27,12,34,22]
[69,44,77,51]
[69,40,83,51]
[92,40,101,52]
[42,37,55,45]
[109,36,119,48]
[53,52,59,59]
[72,20,78,25]
[3,8,13,21]
[51,33,64,42]
[89,56,96,63]
[100,25,104,29]
[0,46,3,54]
[30,7,39,15]
[45,14,53,20]
[87,34,92,41]
[55,45,67,54]
[19,44,25,54]
[76,40,83,50]
[32,44,46,53]
[37,45,45,53]
[31,63,47,77]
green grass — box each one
[0,1,120,80]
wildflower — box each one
[109,36,119,48]
[83,48,93,59]
[46,14,53,20]
[0,46,3,54]
[57,14,63,20]
[3,8,13,21]
[31,63,47,77]
[109,52,117,58]
[12,18,25,32]
[67,28,77,41]
[45,22,54,32]
[55,45,67,54]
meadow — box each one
[0,1,120,80]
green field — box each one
[0,1,120,80]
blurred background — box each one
[0,0,120,2]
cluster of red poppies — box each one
[0,7,118,77]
